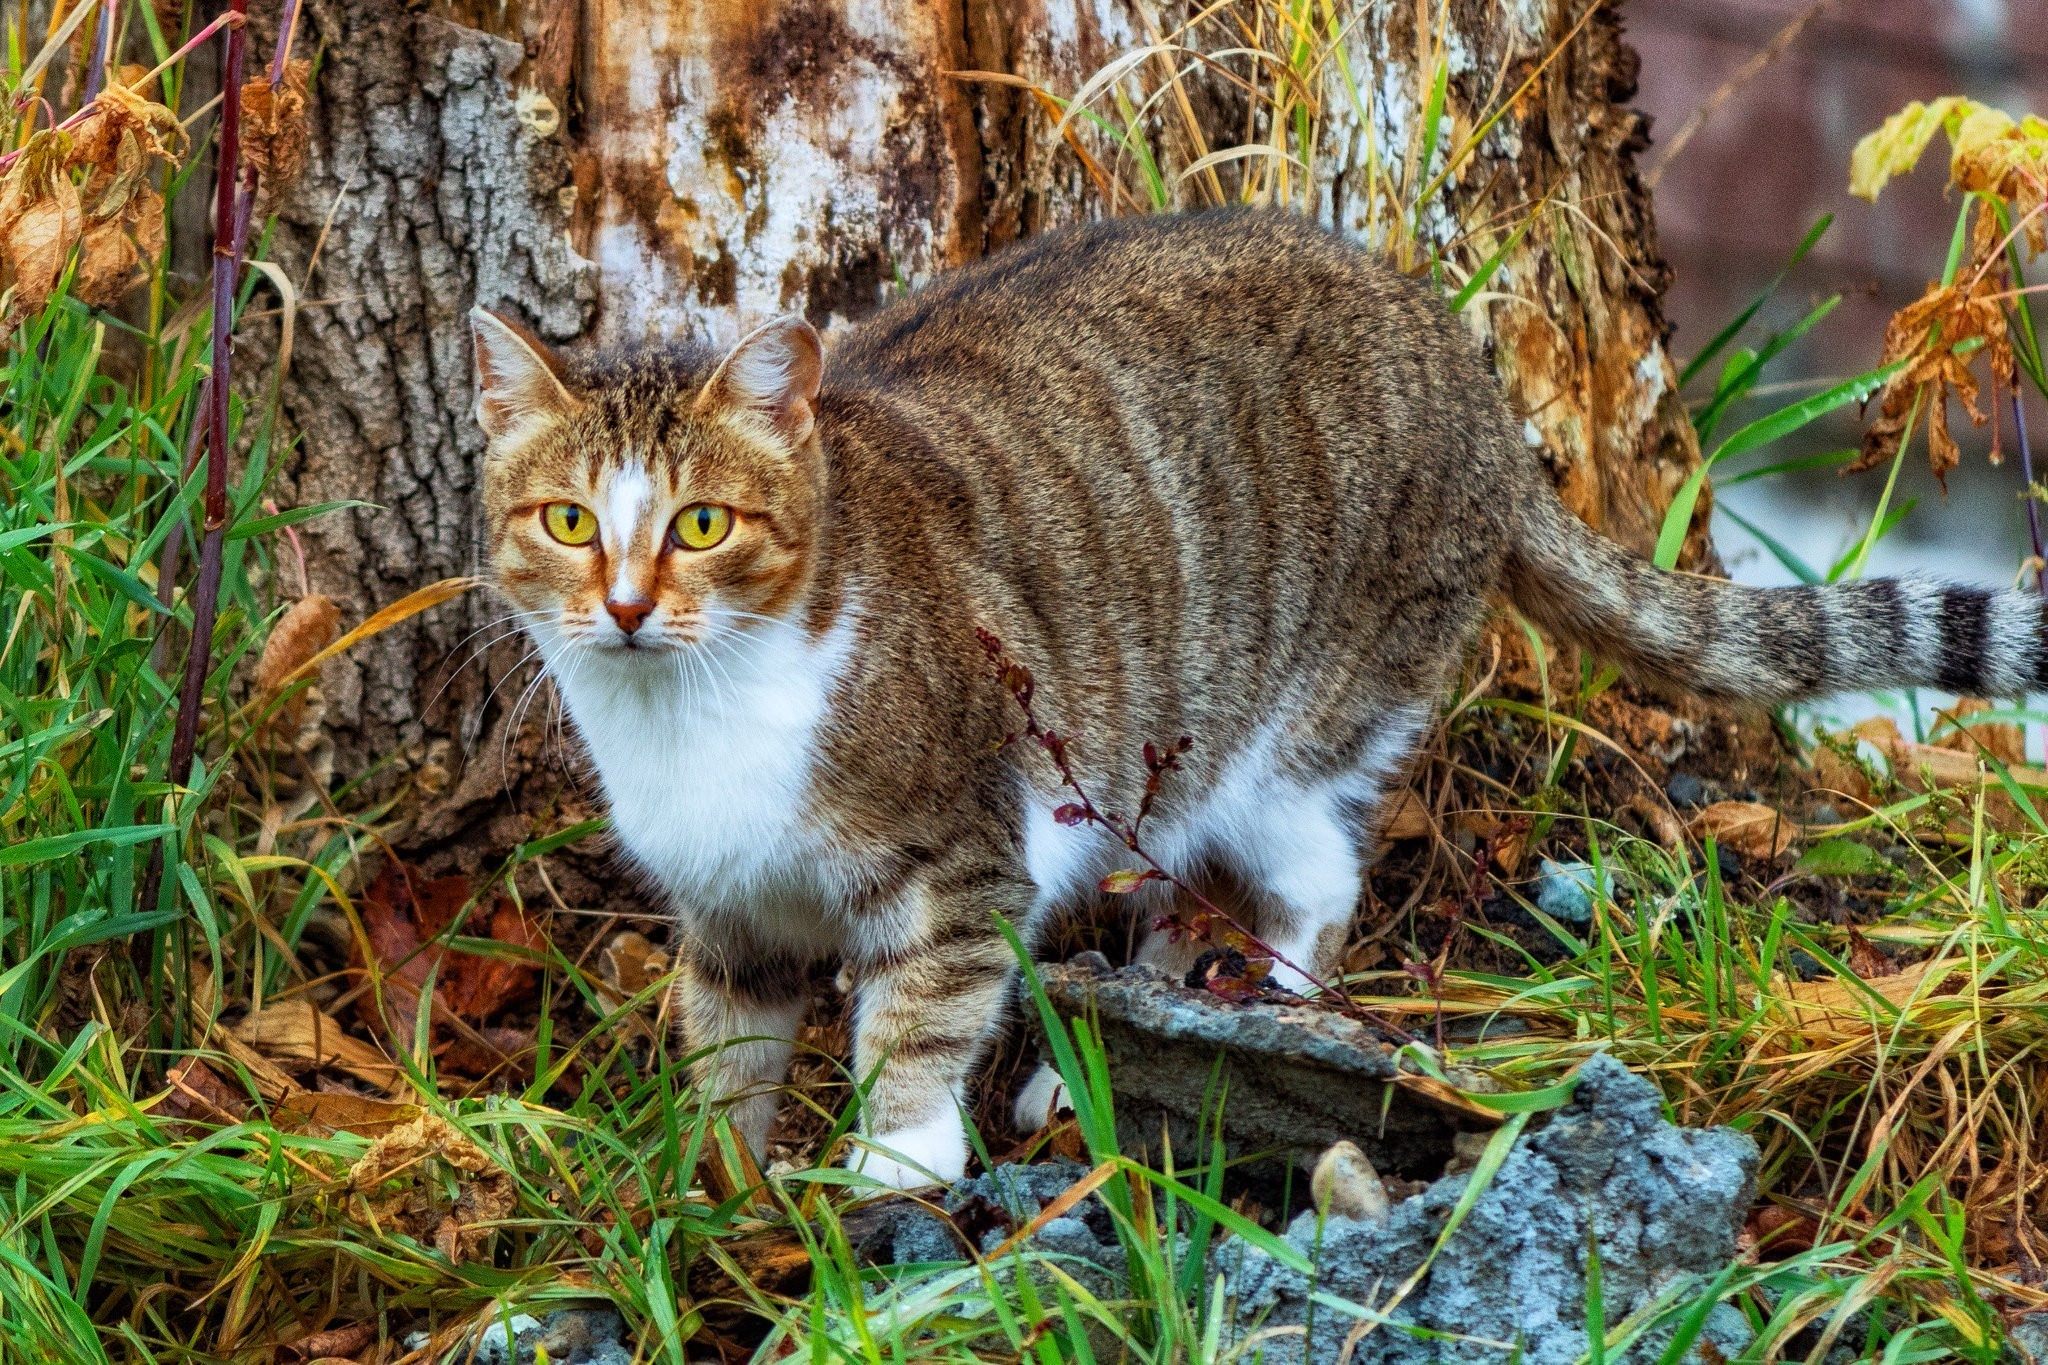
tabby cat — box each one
[470,209,2046,1189]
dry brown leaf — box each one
[1378,788,1432,843]
[1834,714,2048,834]
[272,1089,418,1138]
[1690,800,1798,860]
[596,928,671,1013]
[0,131,82,324]
[1935,698,2026,767]
[160,1056,250,1125]
[1845,927,1900,980]
[1782,956,1944,1023]
[234,998,405,1090]
[256,595,342,694]
[277,1321,377,1363]
[354,862,545,1078]
[347,1113,511,1264]
[241,60,312,196]
[1854,263,2018,487]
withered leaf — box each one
[355,863,545,1077]
[256,593,341,698]
[1691,800,1798,861]
[241,60,313,197]
[0,132,83,324]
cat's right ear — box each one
[470,307,579,444]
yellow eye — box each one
[672,503,733,550]
[542,502,597,546]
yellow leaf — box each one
[1848,96,1970,201]
[274,576,477,690]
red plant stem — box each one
[138,1,252,928]
[149,3,301,669]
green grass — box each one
[5,7,2048,1363]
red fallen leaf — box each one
[1099,868,1160,894]
[160,1056,249,1125]
[355,862,545,1074]
[1747,1204,1818,1257]
[277,1321,376,1362]
[1846,927,1901,980]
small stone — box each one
[1665,771,1710,807]
[1534,858,1610,926]
[1310,1141,1389,1223]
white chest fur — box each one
[550,615,856,923]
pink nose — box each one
[605,597,653,634]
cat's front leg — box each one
[674,933,810,1161]
[843,859,1029,1189]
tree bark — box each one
[264,0,1708,856]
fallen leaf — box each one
[354,862,546,1077]
[1782,956,1946,1023]
[234,998,404,1090]
[160,1056,249,1125]
[1691,801,1797,860]
[596,928,671,1013]
[277,1321,376,1362]
[1846,928,1899,980]
[1378,788,1432,843]
[272,1089,418,1138]
[347,1113,512,1265]
[1935,698,2026,767]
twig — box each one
[165,0,250,824]
[1646,0,1835,191]
[976,629,1412,1042]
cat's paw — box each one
[1012,1063,1072,1131]
[845,1111,966,1191]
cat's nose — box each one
[604,597,653,635]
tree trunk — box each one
[264,0,1708,859]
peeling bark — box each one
[269,0,1707,852]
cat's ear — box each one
[695,315,823,446]
[470,306,579,444]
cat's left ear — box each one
[470,306,580,444]
[695,315,823,446]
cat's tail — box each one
[1501,493,2048,703]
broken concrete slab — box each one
[1035,957,1500,1178]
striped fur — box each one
[1506,500,2048,701]
[471,209,2043,1189]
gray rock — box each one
[1533,858,1610,926]
[2012,1312,2048,1364]
[409,1306,634,1365]
[1037,960,1496,1180]
[1664,772,1710,808]
[1216,1053,1757,1363]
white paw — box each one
[845,1110,967,1191]
[1012,1063,1072,1131]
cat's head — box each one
[468,308,826,661]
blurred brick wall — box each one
[1632,0,2048,589]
